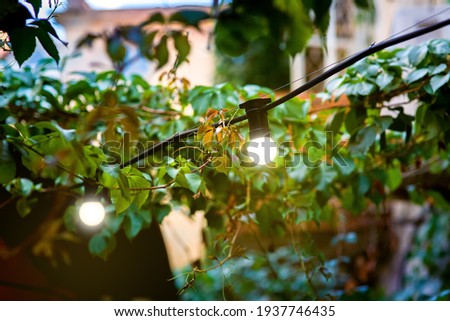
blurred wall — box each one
[57,1,215,85]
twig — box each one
[140,106,181,116]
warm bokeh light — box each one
[78,201,106,227]
[247,136,277,166]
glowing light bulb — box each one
[247,136,277,165]
[79,201,106,227]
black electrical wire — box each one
[121,17,450,168]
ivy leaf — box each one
[348,126,377,155]
[110,188,133,214]
[273,0,314,55]
[357,175,370,196]
[0,140,16,184]
[169,10,210,28]
[30,19,68,46]
[386,166,402,191]
[154,35,169,68]
[428,39,449,58]
[429,73,449,94]
[184,173,202,193]
[376,72,394,90]
[16,197,37,217]
[405,68,428,84]
[141,12,165,25]
[107,33,126,63]
[76,33,101,49]
[100,165,120,188]
[35,121,75,141]
[123,211,143,240]
[325,110,345,135]
[26,0,41,17]
[0,109,11,122]
[429,63,447,76]
[309,0,332,35]
[190,92,213,115]
[315,167,337,191]
[354,81,375,96]
[377,116,394,132]
[128,174,150,209]
[9,26,37,66]
[326,77,345,93]
[89,233,116,260]
[214,11,263,57]
[173,31,190,64]
[154,204,171,224]
[345,108,366,135]
[408,45,428,66]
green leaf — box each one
[154,204,171,223]
[169,10,210,28]
[100,165,120,188]
[354,0,375,10]
[205,207,224,230]
[310,0,332,35]
[107,34,127,63]
[252,172,270,191]
[354,81,375,96]
[289,189,315,207]
[26,0,41,17]
[123,211,143,240]
[276,99,309,122]
[190,92,213,115]
[429,63,447,76]
[325,110,345,134]
[9,26,37,66]
[326,77,345,93]
[214,12,265,57]
[0,109,11,122]
[345,108,366,135]
[110,188,132,214]
[16,197,37,217]
[357,175,370,196]
[348,126,377,155]
[376,116,394,132]
[173,32,190,64]
[0,140,16,184]
[428,39,449,58]
[315,167,337,191]
[89,233,116,260]
[128,174,150,209]
[408,45,428,66]
[184,173,202,193]
[386,166,402,191]
[274,0,314,55]
[429,73,449,94]
[142,12,165,25]
[154,35,169,68]
[31,19,68,46]
[34,121,75,141]
[376,72,394,90]
[34,30,60,64]
[405,68,428,84]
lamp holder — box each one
[239,98,272,140]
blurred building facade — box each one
[291,0,449,91]
[57,0,215,85]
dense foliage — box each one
[1,35,449,299]
[0,0,67,66]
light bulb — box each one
[247,136,277,165]
[79,201,106,227]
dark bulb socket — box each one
[240,98,272,140]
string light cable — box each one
[121,16,450,168]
